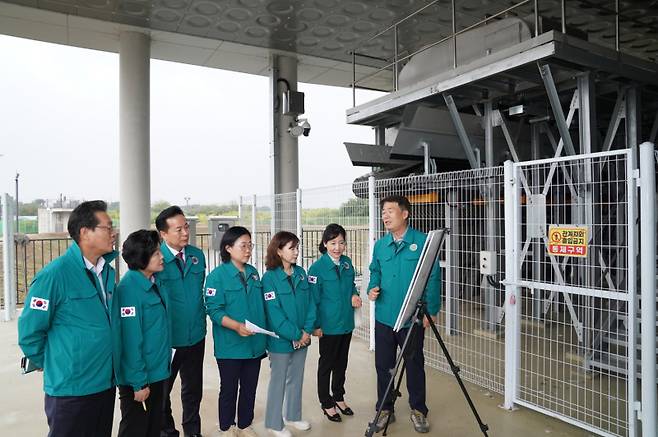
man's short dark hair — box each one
[122,230,161,271]
[379,195,412,219]
[67,200,108,243]
[220,226,252,263]
[155,206,185,232]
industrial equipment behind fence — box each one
[2,145,657,437]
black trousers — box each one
[44,387,115,437]
[216,357,262,431]
[118,380,166,437]
[317,333,352,409]
[162,338,205,436]
[374,321,428,415]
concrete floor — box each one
[0,317,594,437]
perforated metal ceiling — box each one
[3,0,658,65]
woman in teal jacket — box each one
[262,231,316,437]
[116,230,170,437]
[308,224,362,422]
[205,226,266,437]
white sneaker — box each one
[267,428,292,437]
[284,420,311,431]
[238,425,259,437]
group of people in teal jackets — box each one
[205,224,363,437]
[18,194,441,437]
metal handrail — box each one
[350,0,625,107]
[350,0,532,106]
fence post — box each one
[368,176,376,351]
[639,142,657,437]
[270,195,276,238]
[252,194,257,267]
[2,193,16,321]
[627,146,639,437]
[296,188,303,265]
[503,161,521,410]
[187,216,198,247]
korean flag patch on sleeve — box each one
[121,307,136,317]
[308,275,317,284]
[264,291,276,301]
[206,287,216,297]
[30,297,49,311]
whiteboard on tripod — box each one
[393,229,448,332]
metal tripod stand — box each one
[365,298,490,437]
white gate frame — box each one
[2,193,17,321]
[502,148,656,437]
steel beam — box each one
[650,111,658,144]
[483,102,497,331]
[539,64,577,156]
[530,124,543,320]
[625,87,640,150]
[444,94,480,169]
[577,73,597,154]
[602,90,626,153]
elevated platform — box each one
[346,31,658,128]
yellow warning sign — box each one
[547,226,588,257]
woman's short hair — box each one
[265,231,300,270]
[318,223,347,254]
[122,230,161,271]
[220,226,251,263]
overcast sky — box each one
[0,34,381,205]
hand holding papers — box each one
[245,320,279,338]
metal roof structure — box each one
[1,0,657,89]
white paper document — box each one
[245,320,279,338]
[354,305,363,328]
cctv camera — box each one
[288,123,304,137]
[301,120,311,137]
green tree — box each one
[338,197,369,217]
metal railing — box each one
[349,0,625,106]
[10,236,124,305]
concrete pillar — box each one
[119,31,151,259]
[269,55,299,233]
[270,55,299,195]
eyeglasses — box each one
[235,243,254,251]
[95,225,115,234]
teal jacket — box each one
[368,227,441,328]
[18,242,121,396]
[116,269,171,391]
[262,265,316,353]
[308,254,359,335]
[205,262,267,360]
[156,242,206,347]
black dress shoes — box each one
[322,408,342,422]
[336,403,354,416]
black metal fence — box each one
[7,228,370,305]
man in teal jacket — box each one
[18,200,120,437]
[368,195,441,434]
[156,206,207,437]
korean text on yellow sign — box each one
[547,226,588,257]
